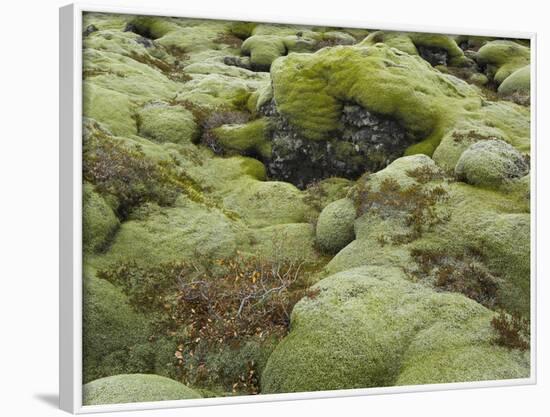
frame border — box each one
[59,2,537,414]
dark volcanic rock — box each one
[265,103,412,189]
[417,45,449,66]
[83,24,98,37]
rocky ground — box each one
[80,12,531,405]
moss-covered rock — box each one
[476,40,530,84]
[83,374,202,405]
[222,180,311,228]
[455,139,529,188]
[83,183,119,253]
[211,118,272,158]
[83,276,152,383]
[270,43,481,157]
[498,65,530,98]
[432,101,530,172]
[91,197,247,269]
[251,223,319,263]
[241,35,287,70]
[138,104,199,144]
[315,198,356,253]
[83,82,137,137]
[261,266,529,393]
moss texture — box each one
[83,183,119,253]
[315,198,356,253]
[262,266,529,393]
[498,65,530,97]
[455,139,529,188]
[83,374,202,405]
[83,276,152,383]
[138,104,199,144]
[81,12,531,398]
[212,118,272,158]
[476,40,530,84]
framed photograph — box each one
[59,2,536,413]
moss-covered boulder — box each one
[455,139,529,188]
[315,198,356,253]
[83,276,152,383]
[498,65,530,99]
[211,118,272,158]
[326,155,529,316]
[222,179,311,228]
[138,104,199,144]
[432,101,530,172]
[241,35,287,70]
[83,183,119,253]
[261,266,529,393]
[476,40,530,84]
[83,374,202,405]
[83,82,137,137]
[271,43,480,157]
[92,197,247,268]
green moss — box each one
[498,65,530,97]
[455,139,529,188]
[315,198,356,253]
[241,35,287,70]
[138,104,199,144]
[239,157,267,180]
[229,21,257,39]
[126,16,179,39]
[361,31,418,55]
[271,43,480,152]
[83,183,120,253]
[324,155,529,316]
[83,275,152,383]
[83,82,137,136]
[251,223,318,262]
[91,197,247,269]
[261,266,529,393]
[222,179,311,228]
[174,73,267,110]
[432,101,530,172]
[476,40,530,84]
[83,374,202,405]
[212,118,272,158]
[408,32,469,66]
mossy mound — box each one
[455,139,529,188]
[432,101,530,172]
[212,118,272,158]
[91,197,247,269]
[327,155,529,315]
[315,198,356,253]
[476,40,530,84]
[222,179,311,228]
[83,82,137,137]
[83,374,202,405]
[138,104,199,144]
[83,183,119,253]
[270,43,481,156]
[261,266,529,393]
[498,65,530,98]
[241,35,288,70]
[83,276,152,383]
[251,223,318,263]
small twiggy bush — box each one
[491,311,530,351]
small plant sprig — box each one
[491,311,530,351]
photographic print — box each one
[80,11,532,407]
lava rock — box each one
[417,45,449,66]
[265,103,412,189]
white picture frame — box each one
[59,2,537,413]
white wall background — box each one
[1,0,548,415]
